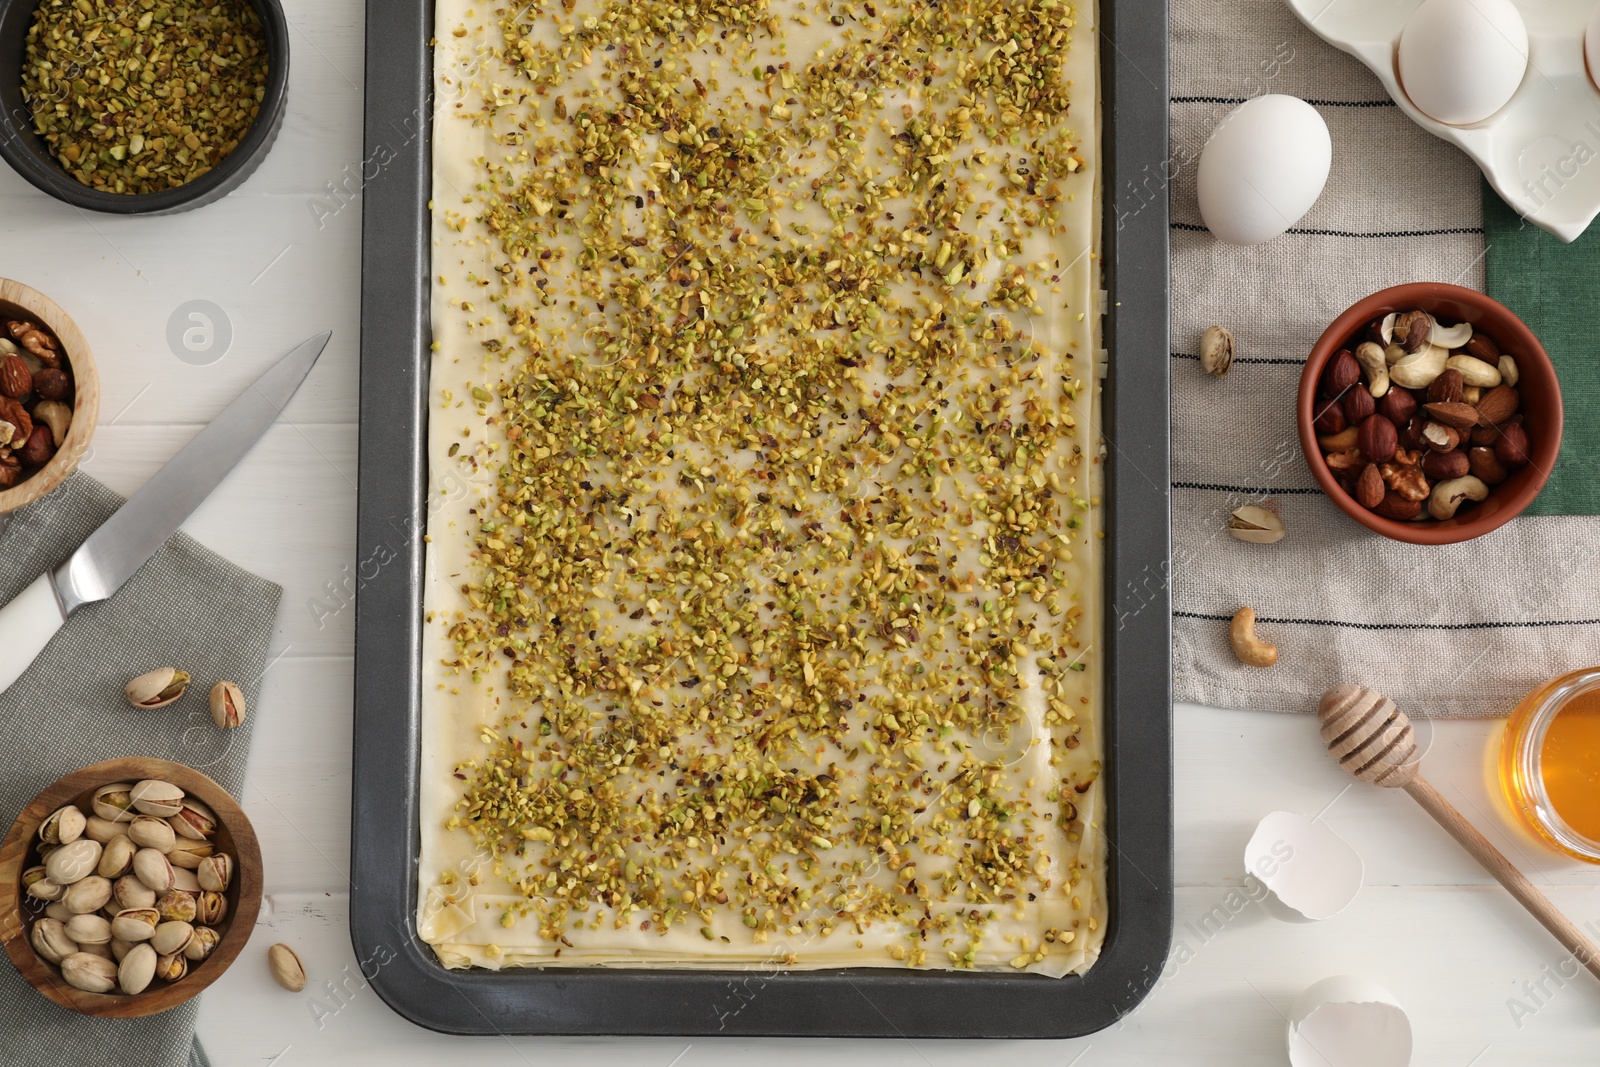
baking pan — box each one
[352,0,1171,1038]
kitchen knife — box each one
[0,331,331,694]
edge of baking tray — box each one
[352,0,1171,1038]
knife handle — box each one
[0,574,67,694]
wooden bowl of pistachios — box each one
[0,757,262,1018]
[0,278,100,512]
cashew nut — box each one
[1428,316,1474,348]
[1354,342,1390,398]
[1389,344,1448,388]
[1498,355,1519,387]
[1384,343,1406,366]
[1427,475,1490,520]
[1230,607,1279,668]
[1445,354,1501,388]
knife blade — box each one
[0,331,331,694]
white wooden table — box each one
[4,1,1598,1062]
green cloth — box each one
[1483,180,1600,515]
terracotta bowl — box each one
[0,758,262,1018]
[0,278,99,514]
[1298,282,1564,545]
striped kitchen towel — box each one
[1169,0,1600,717]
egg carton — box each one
[1287,0,1600,242]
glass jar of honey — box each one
[1499,667,1600,864]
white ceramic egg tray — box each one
[1287,0,1600,242]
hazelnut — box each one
[1422,450,1470,481]
[1321,349,1361,396]
[1374,491,1424,520]
[33,367,70,401]
[1469,446,1508,485]
[1495,423,1531,466]
[18,425,55,467]
[1343,387,1375,424]
[1357,414,1397,464]
[1313,400,1347,436]
[1378,388,1417,427]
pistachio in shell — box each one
[91,783,137,823]
[169,798,218,841]
[30,918,78,965]
[183,925,221,962]
[98,835,137,879]
[83,815,125,844]
[124,669,189,709]
[109,908,160,943]
[23,866,64,902]
[113,873,157,912]
[44,839,101,886]
[155,889,197,923]
[43,901,74,923]
[62,875,113,916]
[129,779,185,817]
[196,853,233,893]
[195,891,229,926]
[118,943,158,995]
[209,680,246,729]
[39,804,86,846]
[128,815,176,854]
[110,937,135,963]
[60,952,118,993]
[155,951,189,982]
[171,866,201,894]
[150,921,195,957]
[77,941,116,962]
[167,838,214,870]
[64,913,112,946]
[268,943,307,992]
[131,848,175,893]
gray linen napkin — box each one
[0,474,281,1067]
[1170,0,1600,717]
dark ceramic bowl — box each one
[1298,282,1564,545]
[0,0,289,214]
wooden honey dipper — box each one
[1319,684,1600,981]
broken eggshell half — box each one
[1244,811,1363,922]
[1288,975,1413,1067]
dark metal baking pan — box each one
[352,0,1171,1038]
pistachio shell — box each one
[92,783,137,823]
[64,913,112,946]
[60,952,119,993]
[209,681,246,729]
[167,838,214,869]
[39,804,86,846]
[118,943,158,995]
[131,848,175,893]
[62,874,113,915]
[125,668,190,708]
[172,866,201,893]
[183,925,221,962]
[268,943,306,992]
[130,780,185,817]
[110,908,160,942]
[113,874,157,911]
[156,889,197,923]
[169,798,218,840]
[43,902,74,923]
[78,941,116,961]
[98,835,137,879]
[44,839,101,886]
[128,815,176,853]
[110,938,135,963]
[196,853,233,893]
[83,815,125,843]
[30,918,78,965]
[151,920,195,957]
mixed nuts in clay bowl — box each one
[1298,283,1563,545]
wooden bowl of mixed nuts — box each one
[0,277,98,511]
[1299,282,1564,545]
[0,757,262,1018]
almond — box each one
[1426,368,1464,404]
[0,354,32,399]
[1463,331,1500,363]
[1422,401,1480,430]
[1475,385,1519,426]
[1396,310,1432,353]
[1422,421,1461,453]
[1356,413,1397,464]
[1355,463,1385,509]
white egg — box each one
[1398,0,1528,126]
[1196,95,1331,246]
[1587,3,1600,94]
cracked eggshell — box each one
[1196,95,1331,246]
[1288,975,1412,1067]
[1244,811,1363,922]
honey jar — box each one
[1499,667,1600,864]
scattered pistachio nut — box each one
[209,681,246,729]
[125,668,190,709]
[268,943,307,992]
[1227,505,1285,545]
[1199,325,1234,376]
